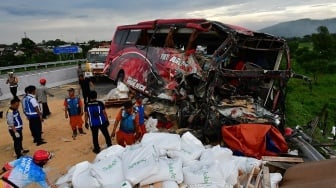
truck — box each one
[85,46,110,77]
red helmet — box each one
[284,127,294,136]
[33,150,52,164]
[39,78,46,85]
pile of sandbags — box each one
[56,132,281,188]
[103,81,130,100]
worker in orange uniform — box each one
[111,101,140,147]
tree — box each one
[20,37,36,50]
[311,26,335,60]
[287,40,299,57]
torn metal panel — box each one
[103,18,311,146]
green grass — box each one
[286,73,336,138]
[298,42,313,50]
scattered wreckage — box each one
[102,19,331,163]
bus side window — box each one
[125,30,141,45]
[136,30,149,45]
[114,30,128,45]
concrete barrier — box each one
[0,66,78,100]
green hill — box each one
[259,18,336,38]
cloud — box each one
[0,0,335,44]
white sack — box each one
[120,181,133,188]
[93,144,125,163]
[117,81,129,93]
[71,161,100,188]
[122,143,160,185]
[200,145,233,163]
[90,156,125,188]
[145,117,159,133]
[182,160,227,187]
[140,157,183,185]
[104,88,127,100]
[56,183,72,188]
[218,159,239,186]
[141,132,181,151]
[270,173,282,188]
[103,81,129,100]
[179,183,225,188]
[162,180,179,188]
[231,156,262,174]
[199,145,237,186]
[167,131,205,164]
[55,165,76,185]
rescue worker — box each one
[111,101,140,147]
[6,97,29,159]
[64,88,86,139]
[1,149,57,188]
[134,93,147,140]
[6,72,18,98]
[22,85,46,146]
[36,78,54,119]
[84,90,111,154]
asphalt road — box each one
[50,76,116,100]
[0,63,116,101]
[0,76,116,114]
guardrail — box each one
[0,59,86,74]
[0,65,80,100]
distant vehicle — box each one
[85,47,109,77]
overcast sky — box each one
[1,0,335,45]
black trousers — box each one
[82,93,89,105]
[90,125,112,151]
[41,102,51,118]
[28,117,43,143]
[10,86,17,98]
[9,129,23,158]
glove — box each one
[15,132,20,138]
[85,122,90,130]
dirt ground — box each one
[0,82,120,186]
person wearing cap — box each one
[64,88,86,139]
[1,149,57,188]
[111,101,140,147]
[6,72,18,98]
[22,85,46,146]
[84,90,112,154]
[134,93,147,140]
[6,97,29,159]
[36,78,54,119]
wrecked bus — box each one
[103,19,307,149]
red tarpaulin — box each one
[222,124,288,159]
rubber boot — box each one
[72,129,77,139]
[79,128,86,135]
